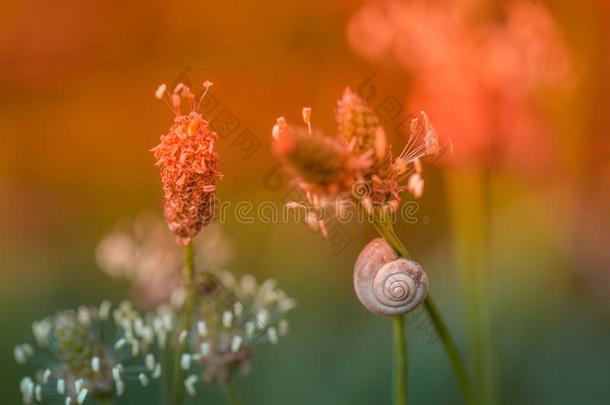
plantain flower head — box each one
[272,116,371,196]
[336,87,394,166]
[151,81,223,245]
[15,302,163,404]
[163,271,296,395]
[271,88,439,236]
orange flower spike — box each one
[152,81,223,245]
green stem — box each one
[392,315,407,405]
[446,169,496,405]
[423,296,475,404]
[373,216,409,404]
[171,242,197,405]
[372,214,476,404]
[225,377,242,405]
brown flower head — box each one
[337,87,384,161]
[272,115,371,196]
[271,88,438,236]
[151,81,223,245]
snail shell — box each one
[353,238,428,316]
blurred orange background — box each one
[1,0,610,403]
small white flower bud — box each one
[77,307,91,324]
[184,375,198,397]
[233,302,244,317]
[267,327,279,344]
[197,321,207,337]
[57,379,66,395]
[200,342,210,357]
[114,338,126,350]
[153,364,162,379]
[222,311,233,328]
[302,107,312,125]
[14,345,28,364]
[91,356,101,373]
[42,369,51,384]
[256,309,269,329]
[179,330,188,344]
[32,320,52,347]
[74,379,84,394]
[180,354,191,370]
[145,354,155,371]
[20,377,34,396]
[155,84,167,99]
[112,365,122,382]
[77,388,88,404]
[272,124,281,140]
[99,300,111,320]
[35,385,42,402]
[138,373,149,387]
[279,298,297,312]
[231,335,243,353]
[162,312,173,330]
[116,379,125,396]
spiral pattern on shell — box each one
[351,179,372,199]
[353,238,428,316]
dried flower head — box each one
[272,116,371,196]
[15,302,162,404]
[168,271,296,394]
[336,87,383,160]
[151,81,223,245]
[272,88,438,235]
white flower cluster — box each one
[175,271,297,396]
[15,258,296,403]
[15,301,163,404]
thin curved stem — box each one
[171,242,196,405]
[392,315,407,405]
[372,214,476,404]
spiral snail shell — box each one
[353,238,428,316]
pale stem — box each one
[171,241,196,405]
[446,169,496,404]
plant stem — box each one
[372,215,409,404]
[372,214,476,404]
[423,295,475,404]
[392,315,407,405]
[446,169,496,405]
[171,241,196,405]
[225,377,242,405]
